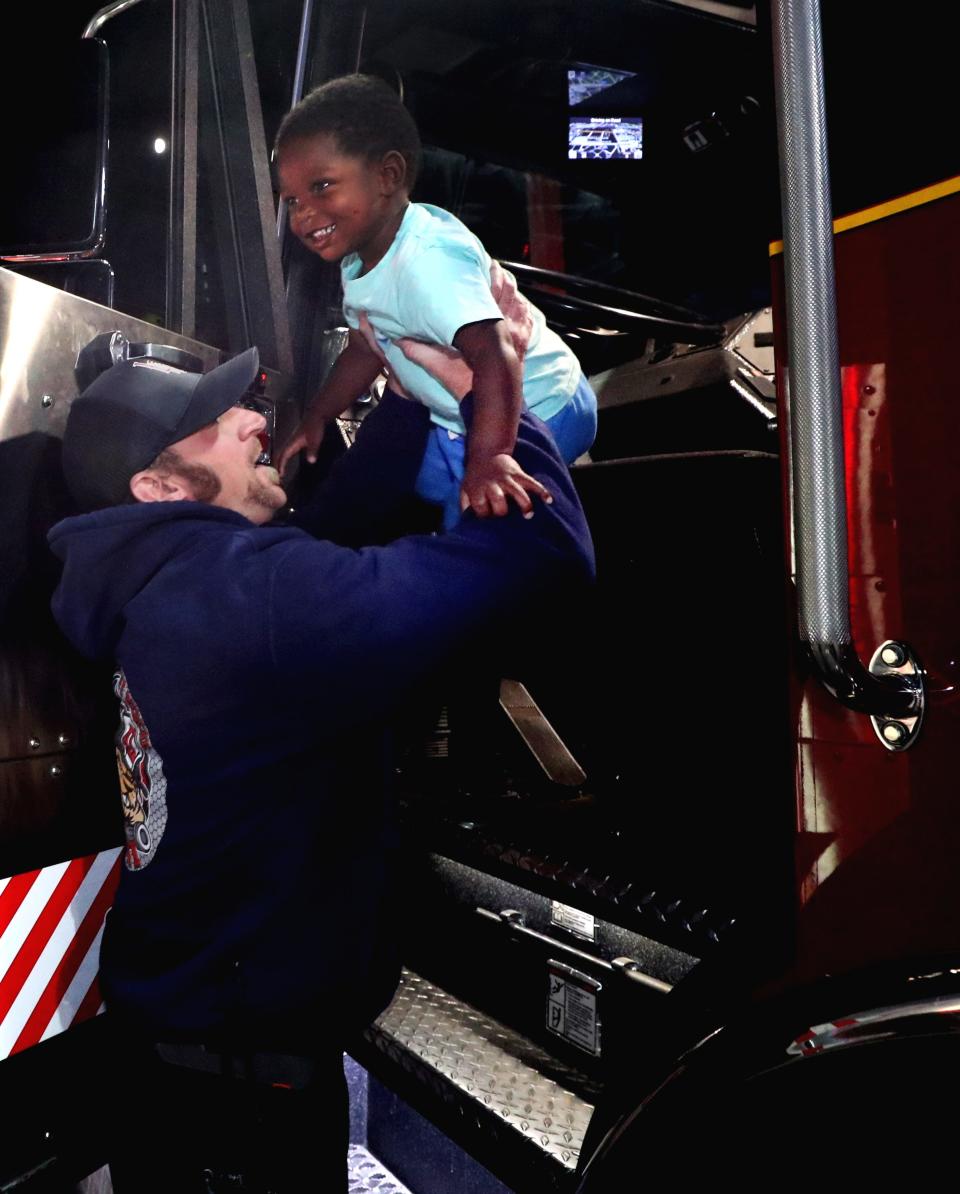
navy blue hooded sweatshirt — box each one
[47,397,594,1048]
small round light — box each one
[154,137,167,154]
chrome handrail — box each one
[82,0,146,39]
[770,0,923,739]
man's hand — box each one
[395,339,474,399]
[277,412,326,476]
[393,263,536,401]
[461,452,552,518]
[489,261,534,364]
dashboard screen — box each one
[568,67,636,106]
[568,117,644,160]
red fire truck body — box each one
[777,181,960,979]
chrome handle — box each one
[477,906,672,994]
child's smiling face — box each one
[278,134,407,272]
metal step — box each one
[358,970,597,1192]
[348,1145,415,1194]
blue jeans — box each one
[415,373,598,528]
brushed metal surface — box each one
[369,970,595,1172]
[499,680,586,787]
[0,268,230,446]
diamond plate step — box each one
[360,970,596,1191]
[348,1145,415,1194]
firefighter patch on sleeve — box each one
[114,669,168,870]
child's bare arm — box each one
[453,319,552,518]
[278,330,384,474]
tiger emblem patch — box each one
[114,669,168,870]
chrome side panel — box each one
[0,268,223,447]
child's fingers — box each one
[504,480,534,515]
[278,431,314,474]
[305,423,325,462]
[473,485,507,518]
[463,484,507,518]
[517,473,553,504]
[277,438,301,476]
[486,484,509,518]
[463,478,551,520]
[463,486,491,517]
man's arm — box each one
[277,330,384,474]
[268,400,595,733]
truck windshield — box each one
[358,0,775,319]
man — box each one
[49,345,594,1192]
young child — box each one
[275,74,597,528]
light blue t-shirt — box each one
[341,203,580,435]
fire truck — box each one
[1,0,958,1189]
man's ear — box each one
[379,150,407,196]
[129,468,194,504]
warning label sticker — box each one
[546,962,601,1056]
[551,900,596,941]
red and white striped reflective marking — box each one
[0,848,121,1060]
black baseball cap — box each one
[62,346,260,511]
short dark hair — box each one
[275,74,421,190]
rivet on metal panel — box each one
[49,766,62,777]
[29,737,41,750]
[41,394,55,408]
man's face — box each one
[169,405,286,524]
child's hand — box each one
[277,412,326,475]
[460,453,552,519]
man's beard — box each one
[152,449,221,503]
[152,448,283,515]
[246,469,285,513]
